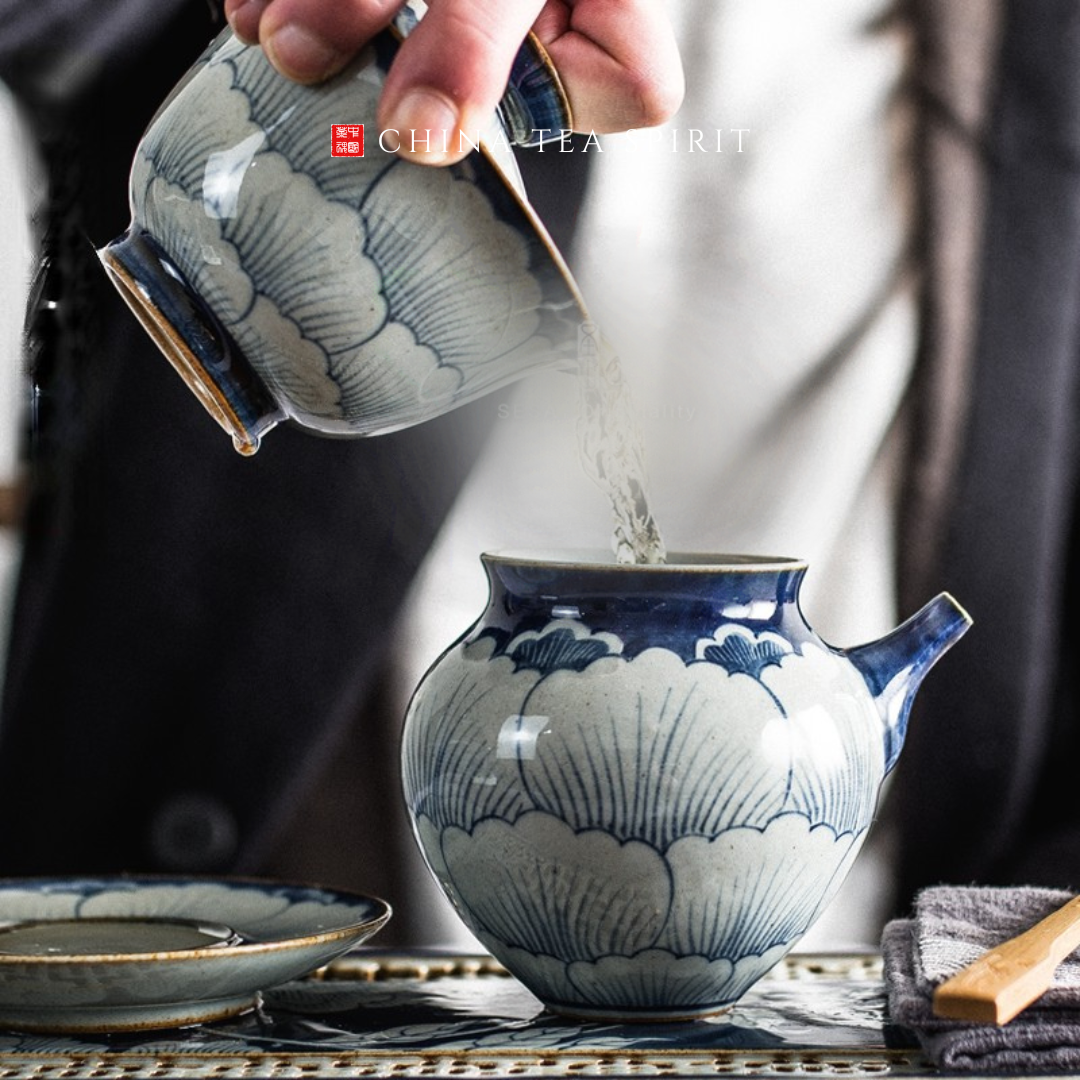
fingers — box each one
[225,0,403,83]
[226,0,546,164]
[377,0,547,164]
[535,0,684,133]
[223,0,684,166]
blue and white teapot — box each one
[401,550,971,1021]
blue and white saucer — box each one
[0,877,390,1032]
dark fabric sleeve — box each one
[0,291,497,874]
[894,0,1080,899]
[0,0,200,108]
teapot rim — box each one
[483,549,808,573]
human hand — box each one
[223,0,684,165]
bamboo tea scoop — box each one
[933,894,1080,1025]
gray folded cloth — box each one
[883,886,1080,1071]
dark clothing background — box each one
[894,0,1080,900]
[2,0,1080,936]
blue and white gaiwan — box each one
[402,551,971,1021]
[98,2,583,454]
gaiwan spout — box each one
[845,593,972,775]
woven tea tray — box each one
[0,952,930,1078]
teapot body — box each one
[100,16,583,454]
[402,552,894,1020]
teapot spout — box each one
[845,593,972,775]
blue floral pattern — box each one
[506,623,621,674]
[697,626,792,681]
[114,19,582,444]
[403,618,882,1019]
[403,557,970,1021]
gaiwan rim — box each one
[484,550,808,573]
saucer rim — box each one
[0,875,392,967]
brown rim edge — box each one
[524,31,574,133]
[99,250,260,456]
[0,877,392,967]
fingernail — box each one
[264,23,346,82]
[384,89,460,163]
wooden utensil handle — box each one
[933,895,1080,1025]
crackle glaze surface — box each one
[401,556,890,1019]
